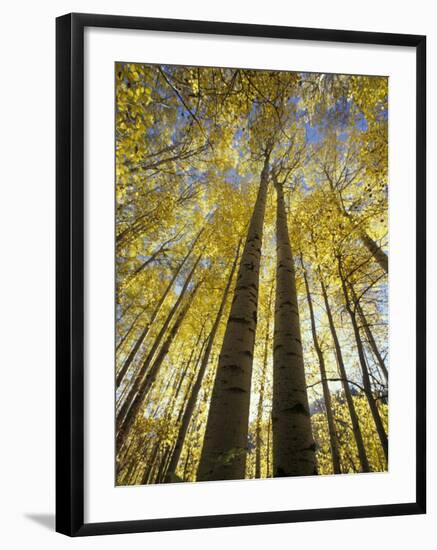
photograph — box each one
[114,62,389,485]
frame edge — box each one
[55,12,427,536]
[56,12,86,537]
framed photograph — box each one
[56,13,426,536]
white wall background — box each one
[0,1,433,548]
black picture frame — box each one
[56,12,426,537]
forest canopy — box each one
[114,63,388,485]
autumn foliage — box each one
[115,63,388,484]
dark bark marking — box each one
[225,387,247,394]
[228,315,251,325]
[222,364,245,373]
[281,403,309,416]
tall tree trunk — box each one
[319,274,371,473]
[117,279,201,452]
[272,178,316,477]
[351,287,388,383]
[166,243,240,482]
[116,229,203,387]
[338,257,388,461]
[302,260,341,474]
[197,152,271,481]
[255,281,274,479]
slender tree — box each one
[338,255,388,461]
[319,274,371,472]
[301,259,341,474]
[255,281,274,479]
[351,287,388,383]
